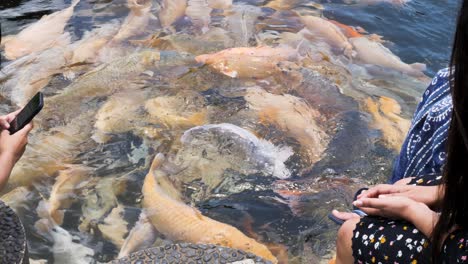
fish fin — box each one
[0,35,13,47]
[193,208,204,220]
[220,69,238,78]
[51,210,65,225]
[194,54,210,64]
[410,63,426,72]
[150,153,166,173]
[36,200,50,219]
[71,0,81,8]
[34,218,53,235]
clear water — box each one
[0,0,461,263]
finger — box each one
[5,109,22,122]
[353,198,388,209]
[331,210,360,221]
[358,184,394,199]
[18,123,33,135]
[1,129,10,137]
[0,118,10,129]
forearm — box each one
[411,185,444,210]
[407,202,440,238]
[0,153,16,191]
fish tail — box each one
[71,0,81,8]
[150,153,165,172]
[51,210,65,226]
[407,63,426,77]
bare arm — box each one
[354,196,440,238]
[406,201,440,238]
[0,115,33,191]
[0,153,16,191]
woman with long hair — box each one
[333,0,468,263]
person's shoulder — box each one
[423,68,451,100]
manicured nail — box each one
[353,200,363,206]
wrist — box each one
[406,201,438,237]
[405,201,430,222]
[0,152,17,166]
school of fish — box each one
[0,0,431,263]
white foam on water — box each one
[182,123,293,178]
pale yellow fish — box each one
[45,50,194,124]
[7,111,94,190]
[79,177,122,233]
[98,205,128,249]
[33,215,94,263]
[69,22,119,65]
[145,96,207,128]
[207,0,232,9]
[111,0,155,42]
[195,46,297,78]
[245,87,328,164]
[350,37,426,77]
[46,167,90,225]
[2,0,80,60]
[142,154,278,263]
[300,15,355,58]
[225,5,262,46]
[364,96,411,151]
[93,91,147,143]
[53,50,193,101]
[186,0,212,34]
[0,187,31,212]
[5,46,72,106]
[118,212,158,258]
[159,0,187,28]
[132,27,234,55]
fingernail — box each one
[353,200,363,206]
[379,195,386,198]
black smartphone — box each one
[8,92,44,134]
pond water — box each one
[0,0,460,263]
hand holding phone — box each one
[8,92,43,134]
[0,109,21,130]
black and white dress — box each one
[352,70,468,264]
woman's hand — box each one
[354,196,438,237]
[357,183,441,208]
[0,119,33,191]
[353,196,421,220]
[0,122,33,164]
[0,109,21,130]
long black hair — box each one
[432,0,468,261]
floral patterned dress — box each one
[352,69,468,263]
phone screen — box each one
[9,92,44,134]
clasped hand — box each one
[333,177,441,222]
